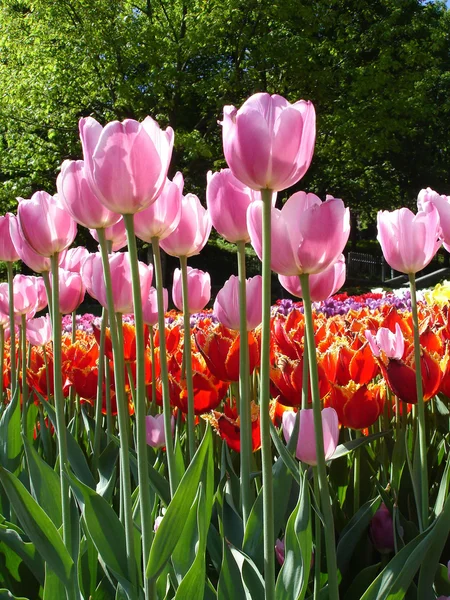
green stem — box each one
[96,228,137,590]
[313,468,322,600]
[92,308,107,472]
[149,325,157,412]
[299,273,339,600]
[42,271,53,316]
[302,327,309,410]
[20,314,29,436]
[408,273,428,531]
[179,255,196,462]
[71,311,76,344]
[105,354,113,439]
[260,188,275,600]
[236,240,253,527]
[151,236,177,495]
[50,254,72,552]
[353,430,361,513]
[6,262,16,396]
[123,213,152,596]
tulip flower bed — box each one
[1,91,450,600]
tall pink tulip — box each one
[53,269,86,314]
[0,276,38,318]
[160,193,211,257]
[9,214,53,272]
[247,191,350,275]
[279,255,346,301]
[59,247,89,273]
[213,275,262,330]
[90,217,128,251]
[26,315,52,346]
[80,252,99,301]
[206,169,262,243]
[28,276,48,312]
[57,160,121,229]
[377,204,441,274]
[282,408,339,466]
[79,116,174,214]
[91,252,153,314]
[17,191,77,257]
[222,92,316,191]
[143,287,168,327]
[365,323,405,360]
[172,267,211,313]
[145,414,174,448]
[134,173,183,242]
[0,214,20,262]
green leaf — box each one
[174,484,208,600]
[434,453,450,518]
[38,394,96,489]
[217,539,246,600]
[96,441,119,503]
[269,420,301,483]
[43,564,66,600]
[65,469,132,591]
[344,563,381,600]
[418,492,450,599]
[229,545,265,598]
[275,470,312,600]
[0,591,29,600]
[23,436,62,528]
[0,388,22,474]
[360,529,432,600]
[434,563,450,596]
[337,497,381,576]
[332,430,391,460]
[0,523,44,585]
[147,427,212,580]
[0,467,74,588]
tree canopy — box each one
[0,0,449,230]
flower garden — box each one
[0,93,449,600]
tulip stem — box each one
[123,213,153,595]
[260,188,275,600]
[237,240,253,528]
[313,467,322,600]
[42,271,53,316]
[299,273,339,600]
[50,254,72,557]
[302,327,309,410]
[20,314,29,436]
[151,236,177,495]
[96,228,137,591]
[6,262,16,396]
[149,325,157,412]
[353,430,361,513]
[179,255,196,462]
[93,308,107,473]
[0,326,4,403]
[408,273,428,531]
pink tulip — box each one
[0,275,39,318]
[90,217,128,252]
[213,275,262,330]
[275,539,285,566]
[143,287,168,327]
[247,191,350,276]
[206,169,262,243]
[9,213,52,273]
[282,408,339,466]
[0,214,20,262]
[160,193,211,258]
[80,252,99,301]
[79,116,174,214]
[26,315,52,346]
[222,92,316,191]
[17,191,77,257]
[28,276,48,312]
[278,255,346,301]
[365,323,405,360]
[59,247,89,273]
[53,269,86,314]
[172,267,211,313]
[145,413,174,448]
[418,187,450,250]
[377,204,441,274]
[134,173,183,242]
[91,252,153,314]
[57,160,121,229]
